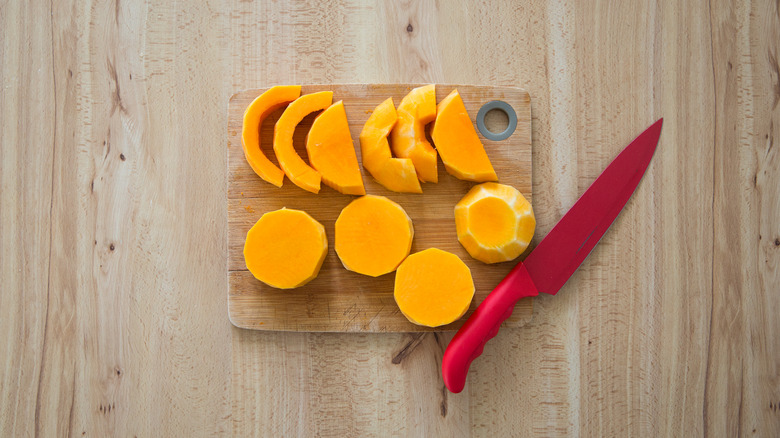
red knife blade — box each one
[442,119,664,393]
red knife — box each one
[442,119,664,393]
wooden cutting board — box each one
[227,84,532,332]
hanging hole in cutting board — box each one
[477,100,517,141]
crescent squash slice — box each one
[431,89,497,182]
[273,91,333,193]
[390,84,438,183]
[306,101,365,195]
[359,98,422,193]
[241,85,301,187]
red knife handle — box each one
[442,262,539,393]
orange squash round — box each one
[455,183,535,264]
[243,208,328,289]
[394,248,475,327]
[335,195,414,277]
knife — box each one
[442,119,664,393]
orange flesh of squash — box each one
[241,85,301,187]
[431,90,498,182]
[394,248,475,327]
[359,98,396,169]
[305,101,366,195]
[359,98,422,193]
[335,195,414,277]
[243,208,328,289]
[454,182,536,264]
[273,91,333,193]
[390,85,438,183]
[365,159,423,193]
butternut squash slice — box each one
[455,182,536,264]
[390,84,438,183]
[241,85,301,187]
[359,98,422,193]
[335,195,414,277]
[431,89,498,182]
[305,101,366,195]
[243,208,328,289]
[273,91,333,193]
[394,248,475,327]
[359,98,397,169]
[367,159,424,194]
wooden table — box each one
[2,1,777,436]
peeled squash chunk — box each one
[335,195,414,277]
[244,208,327,289]
[359,98,422,193]
[390,85,438,183]
[306,101,365,195]
[365,159,423,193]
[394,248,475,327]
[455,183,535,264]
[241,85,301,187]
[273,91,333,193]
[431,90,498,182]
[359,98,396,169]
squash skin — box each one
[335,195,414,277]
[241,85,301,187]
[455,183,536,264]
[306,101,366,195]
[273,91,333,193]
[431,89,498,182]
[394,248,475,327]
[390,85,438,183]
[359,98,422,193]
[243,208,328,289]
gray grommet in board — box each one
[476,100,517,141]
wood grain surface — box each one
[2,0,778,437]
[228,84,532,332]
